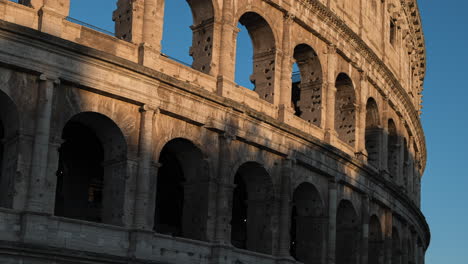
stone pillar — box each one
[277,158,293,258]
[327,180,337,264]
[384,210,393,264]
[133,105,156,230]
[216,0,236,79]
[361,195,369,264]
[324,45,338,144]
[26,74,56,212]
[355,71,368,161]
[380,97,390,180]
[397,120,405,187]
[278,13,294,112]
[401,225,409,264]
[214,132,236,244]
[114,0,164,66]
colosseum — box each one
[0,0,429,263]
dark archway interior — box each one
[369,215,384,264]
[365,98,381,168]
[154,146,185,236]
[0,119,4,188]
[55,112,127,225]
[336,200,359,264]
[238,12,276,102]
[290,183,325,263]
[154,138,208,241]
[0,91,19,209]
[55,121,105,222]
[231,162,272,254]
[291,44,323,126]
[335,73,356,146]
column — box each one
[277,158,293,258]
[327,180,337,264]
[324,45,338,144]
[401,225,408,264]
[397,119,406,187]
[380,96,390,180]
[216,0,237,89]
[133,105,156,230]
[361,194,370,264]
[355,71,368,160]
[278,13,294,121]
[114,0,164,67]
[213,132,236,243]
[384,210,393,264]
[26,74,56,212]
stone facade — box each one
[0,0,429,263]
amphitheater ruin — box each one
[0,0,429,263]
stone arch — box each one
[335,73,357,146]
[0,89,20,209]
[154,138,209,241]
[336,199,360,264]
[392,227,402,264]
[291,43,323,127]
[387,119,399,178]
[369,215,384,264]
[236,11,277,103]
[231,161,273,254]
[54,112,128,226]
[290,182,326,264]
[365,97,381,168]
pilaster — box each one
[133,105,156,230]
[327,179,337,264]
[26,74,57,212]
[324,45,338,144]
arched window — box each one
[236,12,276,103]
[231,162,273,254]
[161,0,215,74]
[335,73,356,146]
[154,138,209,241]
[291,44,323,126]
[55,112,127,226]
[392,227,402,264]
[290,183,325,263]
[336,200,359,264]
[387,119,399,178]
[365,98,381,168]
[0,90,19,209]
[369,215,384,264]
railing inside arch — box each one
[65,16,115,37]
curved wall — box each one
[0,0,428,263]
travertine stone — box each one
[0,0,429,263]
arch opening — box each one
[154,138,209,241]
[336,200,359,264]
[236,12,276,103]
[387,119,399,178]
[365,98,381,168]
[55,112,127,225]
[335,73,356,146]
[369,215,384,264]
[161,0,215,74]
[291,44,323,126]
[290,183,325,263]
[0,90,19,209]
[231,162,273,254]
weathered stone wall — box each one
[0,0,429,263]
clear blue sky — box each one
[67,1,467,262]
